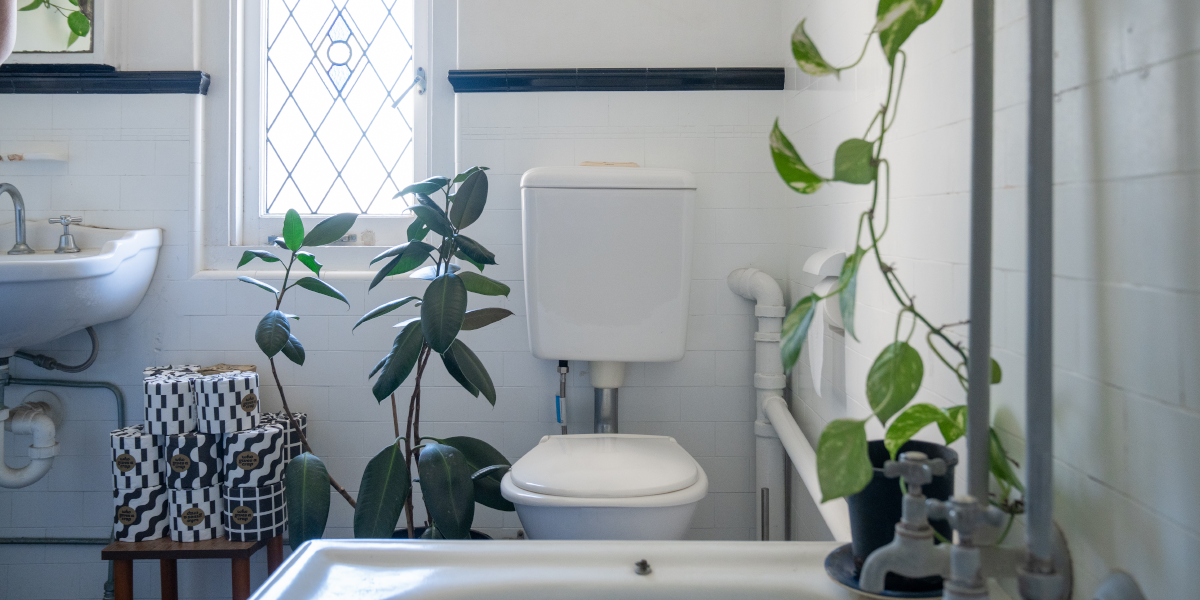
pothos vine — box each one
[770,1,1024,539]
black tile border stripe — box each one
[448,68,783,93]
[0,64,210,95]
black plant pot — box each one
[392,526,493,540]
[845,439,957,591]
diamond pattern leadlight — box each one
[266,0,416,215]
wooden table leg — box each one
[232,556,252,600]
[267,535,284,574]
[113,559,133,600]
[160,558,179,600]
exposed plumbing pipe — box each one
[15,326,100,373]
[761,396,851,541]
[0,402,59,488]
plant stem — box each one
[269,357,356,508]
[390,393,400,439]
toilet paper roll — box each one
[197,413,259,435]
[111,424,157,452]
[111,445,163,482]
[145,405,197,436]
[197,372,259,406]
[222,423,285,488]
[198,404,260,421]
[169,486,224,542]
[114,485,170,542]
[144,377,198,397]
[223,482,287,541]
[145,393,193,409]
[165,431,222,489]
[264,412,307,460]
[144,365,202,378]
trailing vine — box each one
[771,0,1023,538]
[18,0,92,48]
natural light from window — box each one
[265,0,416,215]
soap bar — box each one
[113,485,170,542]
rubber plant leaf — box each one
[285,453,331,551]
[770,120,825,194]
[454,234,497,266]
[395,176,450,198]
[461,307,513,331]
[280,334,305,366]
[369,242,436,290]
[866,341,925,425]
[780,293,819,374]
[293,277,350,308]
[455,249,485,271]
[441,436,515,512]
[832,138,877,184]
[410,204,455,238]
[282,208,305,251]
[791,19,838,76]
[421,273,468,353]
[237,250,281,268]
[837,247,867,341]
[441,347,480,398]
[372,319,424,401]
[354,297,420,331]
[409,264,460,281]
[302,213,358,247]
[457,271,510,297]
[417,443,475,540]
[816,419,873,502]
[353,441,411,539]
[295,251,322,277]
[238,275,279,297]
[407,217,430,243]
[452,165,489,184]
[444,339,496,405]
[254,310,291,357]
[449,170,488,229]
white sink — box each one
[0,221,162,357]
[251,540,852,600]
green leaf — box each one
[237,250,281,268]
[883,403,962,459]
[780,293,819,375]
[449,170,488,229]
[283,208,305,251]
[410,264,460,280]
[457,271,510,297]
[770,120,825,194]
[832,138,877,184]
[303,213,358,247]
[444,339,496,406]
[67,32,79,48]
[280,334,305,366]
[354,296,420,331]
[407,218,430,243]
[454,234,497,266]
[866,341,925,425]
[417,443,475,539]
[395,176,450,199]
[451,166,490,184]
[461,307,513,331]
[411,205,455,238]
[421,273,468,353]
[991,358,1003,384]
[838,247,866,341]
[946,405,968,437]
[455,249,485,271]
[441,347,480,398]
[989,428,1024,493]
[295,251,322,276]
[370,240,436,266]
[293,277,349,308]
[369,242,436,290]
[19,1,44,11]
[354,441,411,539]
[66,11,90,37]
[816,419,873,502]
[255,310,291,357]
[875,0,942,65]
[791,19,838,76]
[372,320,424,401]
[285,453,331,551]
[440,436,514,512]
[237,275,279,297]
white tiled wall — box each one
[779,0,1200,598]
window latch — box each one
[392,67,426,108]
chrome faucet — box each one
[1,183,34,255]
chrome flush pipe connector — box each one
[858,451,951,593]
[1,183,34,255]
[928,495,1006,600]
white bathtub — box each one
[250,539,854,600]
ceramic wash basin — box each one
[0,221,162,357]
[251,540,852,600]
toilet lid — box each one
[509,434,699,498]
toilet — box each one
[504,165,705,540]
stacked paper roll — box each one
[144,369,201,435]
[111,425,163,489]
[143,365,202,378]
[223,423,285,488]
[224,482,287,541]
[263,411,306,461]
[196,372,260,434]
[165,431,221,489]
[169,487,224,542]
[114,485,170,542]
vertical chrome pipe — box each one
[760,487,770,541]
[594,388,618,433]
[967,0,996,502]
[1025,0,1055,571]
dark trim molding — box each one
[0,64,210,95]
[448,68,783,93]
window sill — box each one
[0,64,210,95]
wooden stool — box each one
[101,536,284,600]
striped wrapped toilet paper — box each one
[165,431,222,489]
[143,365,202,378]
[197,372,260,434]
[223,482,287,541]
[110,425,163,489]
[169,486,224,542]
[114,485,170,542]
[144,370,201,436]
[222,422,285,488]
[263,412,306,461]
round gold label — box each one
[237,451,260,471]
[115,453,137,473]
[181,507,206,527]
[117,506,137,525]
[231,505,255,525]
[170,454,192,473]
[239,392,258,413]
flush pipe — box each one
[727,267,850,542]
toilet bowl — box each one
[501,434,708,540]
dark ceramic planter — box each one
[844,440,957,591]
[392,526,493,540]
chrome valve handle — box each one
[49,215,82,254]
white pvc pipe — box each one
[762,396,851,542]
[0,403,59,489]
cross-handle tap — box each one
[1,183,33,255]
[48,215,83,254]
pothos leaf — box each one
[791,19,838,76]
[67,11,90,37]
[883,403,962,459]
[991,358,1003,384]
[816,419,873,502]
[989,428,1024,493]
[837,247,866,341]
[832,138,877,184]
[875,0,942,65]
[770,120,825,194]
[781,293,819,374]
[866,341,924,425]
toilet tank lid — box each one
[521,166,696,190]
[510,434,700,498]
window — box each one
[262,0,419,216]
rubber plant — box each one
[354,165,516,540]
[18,0,91,48]
[236,210,362,549]
[771,1,1024,537]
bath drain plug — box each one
[634,560,652,575]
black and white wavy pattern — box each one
[114,473,164,489]
[262,412,307,460]
[144,365,201,377]
[223,482,287,541]
[165,432,222,489]
[113,485,170,542]
[222,425,284,488]
[110,446,163,476]
[111,425,156,451]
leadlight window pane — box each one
[265,0,416,215]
